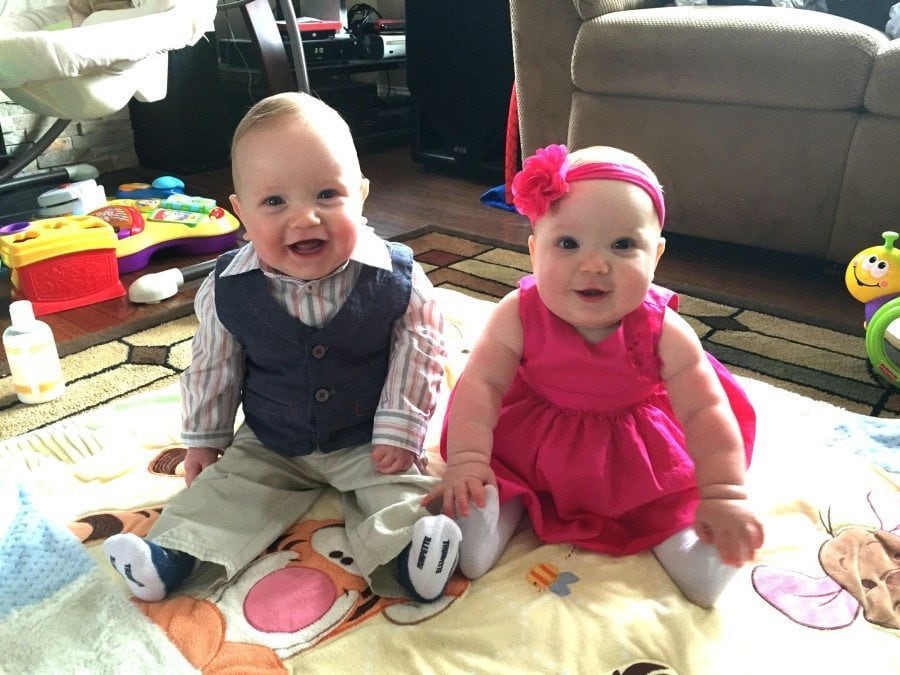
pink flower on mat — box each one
[512,144,571,224]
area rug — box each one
[2,227,895,441]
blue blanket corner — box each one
[0,483,94,618]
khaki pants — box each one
[149,423,439,598]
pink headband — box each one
[511,144,665,228]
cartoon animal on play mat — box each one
[77,509,467,668]
[202,518,468,655]
[751,491,900,630]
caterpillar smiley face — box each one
[845,231,900,305]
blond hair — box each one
[231,92,352,151]
[567,145,661,188]
[230,92,360,191]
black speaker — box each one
[405,0,513,182]
[129,33,231,175]
[826,0,894,30]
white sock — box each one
[652,527,739,608]
[103,533,193,602]
[457,484,523,579]
[406,515,462,601]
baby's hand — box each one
[422,451,496,518]
[694,496,764,567]
[371,444,417,474]
[183,446,222,487]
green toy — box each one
[865,296,900,387]
[846,230,900,387]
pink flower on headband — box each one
[511,144,571,223]
[512,144,667,228]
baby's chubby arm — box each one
[659,308,764,566]
[422,292,524,518]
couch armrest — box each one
[511,0,582,156]
[512,0,669,156]
[866,39,900,118]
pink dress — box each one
[442,276,755,556]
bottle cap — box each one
[9,300,37,327]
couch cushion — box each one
[573,0,667,21]
[567,91,855,258]
[572,6,886,111]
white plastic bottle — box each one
[3,300,66,404]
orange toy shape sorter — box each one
[0,215,126,316]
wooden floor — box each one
[1,143,863,363]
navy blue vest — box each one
[214,243,413,456]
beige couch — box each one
[510,1,900,264]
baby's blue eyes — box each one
[554,237,636,250]
[261,190,339,206]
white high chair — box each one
[0,0,218,189]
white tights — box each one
[651,527,738,607]
[456,484,523,579]
[456,486,737,607]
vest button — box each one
[311,344,327,359]
[315,388,331,403]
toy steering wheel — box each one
[866,296,900,388]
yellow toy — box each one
[107,198,240,274]
[0,215,126,315]
[845,230,900,386]
[0,192,241,314]
[845,230,900,327]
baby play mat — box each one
[1,228,898,673]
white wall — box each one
[0,0,139,175]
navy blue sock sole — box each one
[395,544,438,603]
[147,541,195,594]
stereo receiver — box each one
[361,34,405,59]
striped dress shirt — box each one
[180,229,446,456]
